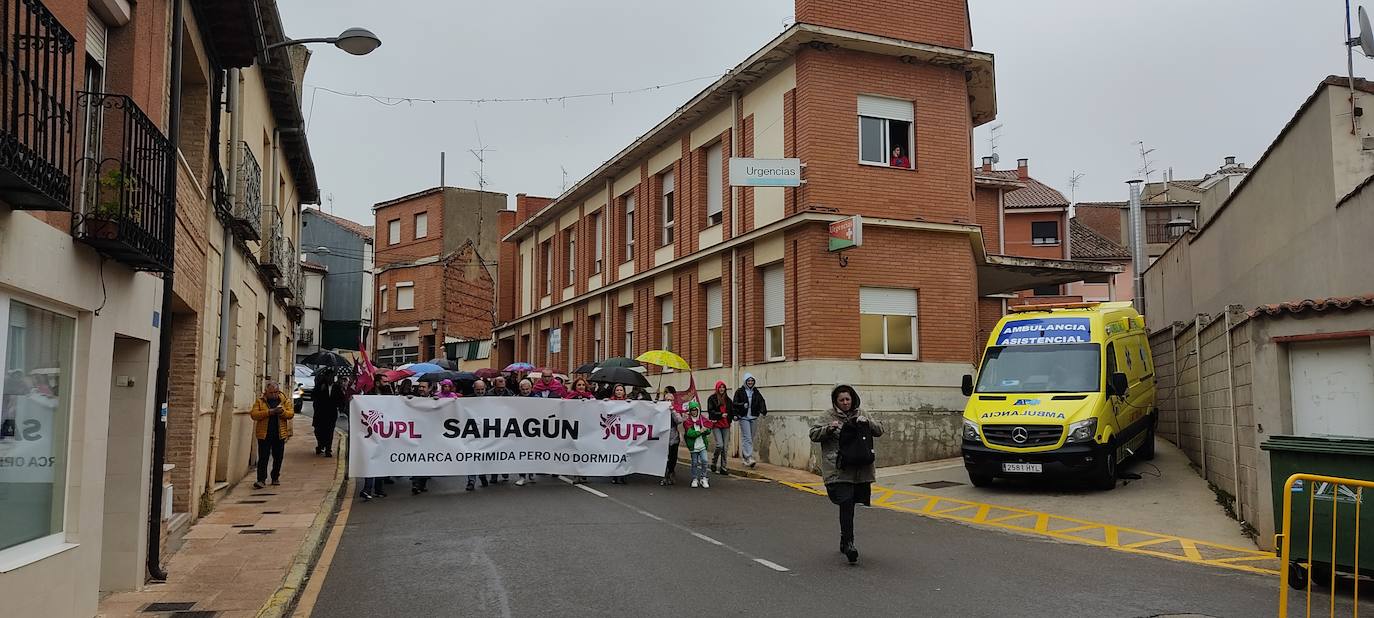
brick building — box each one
[495,0,1118,470]
[373,186,505,366]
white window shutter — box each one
[706,283,722,328]
[706,143,723,217]
[860,287,918,315]
[763,265,784,326]
[625,308,634,331]
[858,95,914,122]
[662,171,674,194]
[661,297,673,323]
[86,11,108,65]
[626,194,636,212]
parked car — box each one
[294,364,316,400]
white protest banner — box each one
[349,395,670,478]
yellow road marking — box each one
[778,481,1278,576]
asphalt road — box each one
[306,468,1301,618]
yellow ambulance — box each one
[960,301,1157,490]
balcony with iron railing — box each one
[259,208,284,278]
[71,92,173,271]
[230,141,261,240]
[0,0,76,210]
[275,237,297,297]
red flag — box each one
[355,336,375,394]
[673,374,700,408]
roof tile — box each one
[1069,219,1130,260]
[1249,294,1374,318]
[307,208,373,242]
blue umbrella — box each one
[405,363,445,376]
[504,362,534,372]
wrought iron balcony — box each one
[259,208,284,278]
[0,0,76,210]
[296,326,314,344]
[71,92,173,272]
[230,141,261,240]
[275,238,297,297]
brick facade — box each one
[795,0,970,49]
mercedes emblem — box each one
[1011,426,1029,444]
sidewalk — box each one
[97,416,345,618]
[678,450,820,485]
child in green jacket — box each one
[683,401,712,488]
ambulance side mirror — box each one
[961,374,974,397]
[1108,372,1129,398]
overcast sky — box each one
[279,0,1352,225]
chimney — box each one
[1224,155,1237,166]
[1016,158,1029,180]
[981,156,993,172]
[515,193,532,225]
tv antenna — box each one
[1068,171,1085,203]
[326,192,335,213]
[1135,140,1157,183]
[469,123,494,192]
[1344,2,1374,135]
[987,124,1003,164]
[561,166,569,193]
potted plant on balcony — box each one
[83,169,139,239]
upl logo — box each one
[599,414,659,442]
[360,409,422,440]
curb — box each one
[256,429,349,618]
[675,456,793,482]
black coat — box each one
[312,384,343,428]
[732,387,767,418]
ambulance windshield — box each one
[974,343,1101,394]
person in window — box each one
[250,382,294,490]
[732,374,768,468]
[890,145,910,169]
[810,384,884,564]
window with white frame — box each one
[705,282,723,367]
[380,285,388,312]
[623,307,634,357]
[396,282,415,310]
[566,231,576,286]
[705,142,723,227]
[591,315,603,361]
[660,296,674,354]
[859,287,918,358]
[762,264,785,360]
[0,295,76,554]
[1031,221,1060,246]
[858,95,914,168]
[592,212,603,274]
[624,194,635,261]
[414,212,428,239]
[388,219,400,245]
[660,171,675,246]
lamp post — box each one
[263,27,381,56]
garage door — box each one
[1288,339,1374,437]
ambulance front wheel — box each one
[968,471,994,487]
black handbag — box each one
[835,421,875,469]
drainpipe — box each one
[207,68,242,496]
[265,128,280,384]
[1224,304,1244,521]
[148,0,185,583]
[729,91,740,388]
[1194,313,1207,480]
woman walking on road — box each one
[706,381,733,475]
[810,384,883,564]
[732,373,767,468]
[660,386,684,486]
[250,382,294,489]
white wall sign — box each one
[549,327,562,353]
[729,158,802,187]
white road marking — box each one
[753,558,790,572]
[558,475,791,575]
[691,532,724,546]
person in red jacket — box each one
[706,380,734,475]
[563,377,595,399]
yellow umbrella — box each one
[635,350,691,371]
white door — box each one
[1289,339,1374,437]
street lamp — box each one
[263,27,381,56]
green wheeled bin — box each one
[1261,434,1374,590]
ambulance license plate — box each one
[1002,463,1042,473]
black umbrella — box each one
[590,366,650,388]
[572,362,598,375]
[426,358,459,370]
[417,371,477,385]
[597,357,643,370]
[301,350,350,368]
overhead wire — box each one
[306,73,724,108]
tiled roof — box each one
[307,208,373,242]
[1070,219,1130,260]
[1250,294,1374,318]
[974,170,1020,182]
[1005,177,1070,208]
[301,259,329,272]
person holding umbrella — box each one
[488,375,514,397]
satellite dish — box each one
[990,153,1000,164]
[1359,6,1374,58]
